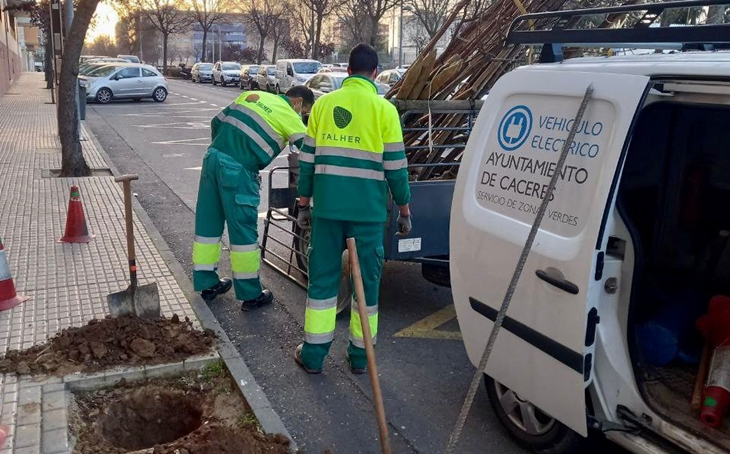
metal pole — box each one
[139,15,144,62]
[398,0,404,67]
[218,24,222,61]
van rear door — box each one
[450,69,649,436]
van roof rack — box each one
[507,0,730,63]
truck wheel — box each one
[292,207,351,315]
[484,375,585,454]
[421,263,451,288]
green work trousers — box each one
[193,148,262,301]
[301,217,384,370]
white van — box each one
[451,3,730,454]
[275,59,322,93]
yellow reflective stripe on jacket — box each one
[318,146,382,163]
[215,112,277,158]
[227,102,285,150]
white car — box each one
[274,59,322,93]
[305,73,389,99]
[80,64,168,104]
[451,4,730,454]
[212,61,241,86]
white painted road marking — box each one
[185,166,203,170]
[153,138,209,146]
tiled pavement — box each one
[0,74,198,453]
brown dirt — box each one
[0,314,215,376]
[71,368,291,454]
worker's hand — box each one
[396,214,412,236]
[297,204,311,230]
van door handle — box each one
[536,269,579,295]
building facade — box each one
[0,0,22,96]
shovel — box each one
[107,174,161,319]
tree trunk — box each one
[59,0,98,177]
[44,35,53,88]
[313,14,323,60]
[368,16,378,47]
[162,33,169,74]
[272,34,279,62]
[257,36,265,64]
[201,29,208,61]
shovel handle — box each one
[117,175,138,288]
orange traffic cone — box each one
[60,185,94,243]
[0,240,29,311]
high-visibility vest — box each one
[298,76,411,222]
[211,91,306,170]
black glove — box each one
[397,214,412,236]
[297,204,311,230]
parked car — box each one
[117,54,141,63]
[375,69,404,87]
[274,59,321,93]
[212,61,241,86]
[318,66,347,73]
[239,64,260,90]
[306,73,388,99]
[304,73,347,99]
[79,64,168,104]
[79,59,130,76]
[257,65,277,92]
[80,55,105,63]
[191,62,214,83]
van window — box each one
[293,62,321,74]
[475,94,617,238]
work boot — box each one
[241,289,273,312]
[294,344,322,374]
[346,356,366,375]
[201,278,232,301]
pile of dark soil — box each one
[0,314,215,376]
[71,367,291,454]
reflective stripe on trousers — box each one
[350,298,379,348]
[193,235,222,271]
[304,296,337,344]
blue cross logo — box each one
[498,105,532,152]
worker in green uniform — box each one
[294,44,412,374]
[193,86,314,311]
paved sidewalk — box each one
[0,74,198,453]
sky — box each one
[87,2,119,42]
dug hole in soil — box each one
[71,366,292,454]
[0,314,215,376]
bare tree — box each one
[290,0,313,56]
[120,0,193,73]
[270,13,290,62]
[191,0,230,62]
[299,0,346,59]
[338,0,372,49]
[403,15,429,54]
[245,0,287,64]
[341,0,397,48]
[405,0,449,40]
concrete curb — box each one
[82,125,297,451]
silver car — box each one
[212,61,241,86]
[257,65,276,92]
[80,64,168,104]
[305,73,389,99]
[192,62,214,83]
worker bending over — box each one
[193,87,314,311]
[295,43,412,374]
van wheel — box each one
[485,375,585,454]
[291,206,351,315]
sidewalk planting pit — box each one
[70,363,291,454]
[0,314,215,377]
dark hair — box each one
[349,43,378,74]
[286,85,315,107]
